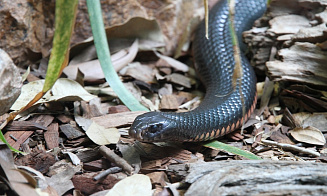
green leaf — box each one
[0,129,25,154]
[204,140,262,160]
[0,0,78,153]
[86,0,149,112]
[42,0,78,92]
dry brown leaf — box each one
[164,73,192,88]
[64,39,139,81]
[0,142,40,196]
[119,62,155,83]
[290,126,326,145]
[293,113,327,133]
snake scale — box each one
[129,0,267,142]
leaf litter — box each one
[1,0,327,195]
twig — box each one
[204,0,209,39]
[261,139,320,157]
[93,167,122,181]
[99,145,134,174]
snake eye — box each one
[148,123,162,133]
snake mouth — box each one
[129,122,161,142]
[129,111,176,142]
[129,126,165,142]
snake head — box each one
[129,112,177,142]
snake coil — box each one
[129,0,267,142]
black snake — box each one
[129,0,267,142]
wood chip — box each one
[146,171,168,187]
[75,148,101,163]
[59,124,84,139]
[5,121,47,131]
[4,130,33,149]
[266,42,327,86]
[292,23,327,43]
[159,94,181,110]
[56,114,73,123]
[31,114,54,127]
[108,105,130,114]
[268,15,310,34]
[81,101,102,119]
[165,73,192,88]
[44,123,59,149]
[72,172,126,195]
[83,159,111,171]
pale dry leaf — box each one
[85,121,120,145]
[75,115,93,131]
[15,168,38,188]
[293,113,327,133]
[119,62,155,83]
[10,79,44,110]
[290,126,326,145]
[21,66,30,82]
[64,39,139,81]
[17,166,46,181]
[45,165,75,196]
[123,82,143,102]
[11,78,96,110]
[47,78,96,101]
[0,142,40,196]
[164,73,192,88]
[105,174,152,196]
[153,50,189,72]
[62,151,81,166]
[84,86,117,97]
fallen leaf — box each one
[290,126,326,145]
[62,151,81,166]
[46,78,96,102]
[0,141,40,196]
[85,121,120,145]
[293,113,327,133]
[91,111,146,128]
[45,164,76,196]
[105,174,152,196]
[154,50,189,72]
[120,62,155,83]
[64,39,139,81]
[164,73,192,88]
[11,78,96,110]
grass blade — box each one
[86,0,149,112]
[0,0,78,153]
[204,140,262,160]
[43,0,78,92]
[0,130,24,154]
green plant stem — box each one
[86,0,149,111]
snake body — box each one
[129,0,267,142]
